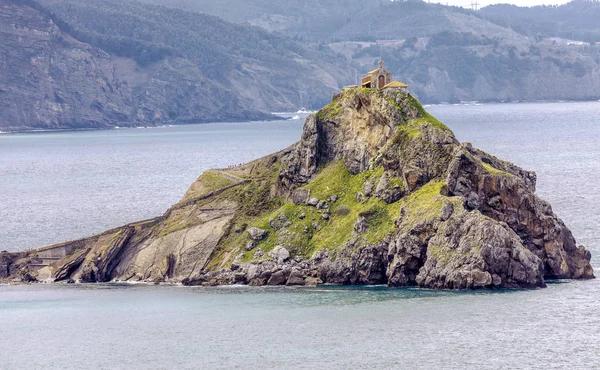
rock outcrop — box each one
[1,88,594,289]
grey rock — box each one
[307,198,320,207]
[363,181,375,197]
[286,269,306,286]
[247,227,268,241]
[246,241,257,251]
[291,188,310,205]
[439,200,454,221]
[268,246,291,264]
[354,215,369,234]
[267,270,287,285]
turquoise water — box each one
[1,102,600,368]
[0,282,598,369]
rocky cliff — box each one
[1,89,594,289]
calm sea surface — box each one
[1,102,599,369]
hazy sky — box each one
[432,0,571,7]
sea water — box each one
[1,102,599,369]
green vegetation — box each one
[184,171,236,201]
[315,95,344,121]
[156,209,192,237]
[206,159,449,270]
[427,243,460,266]
[481,162,510,176]
[198,171,236,192]
[392,95,451,138]
[396,181,448,232]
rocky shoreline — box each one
[1,88,594,289]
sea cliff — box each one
[1,89,594,289]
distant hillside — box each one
[139,0,477,42]
[142,0,600,104]
[352,31,600,103]
[3,0,600,131]
[481,0,600,44]
[0,0,352,131]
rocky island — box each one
[0,88,594,289]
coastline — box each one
[0,113,284,135]
[3,98,600,135]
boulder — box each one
[267,270,287,285]
[268,246,290,264]
[306,198,320,207]
[291,188,310,205]
[247,227,268,241]
[286,269,306,286]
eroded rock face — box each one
[444,144,594,281]
[2,89,593,289]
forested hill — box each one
[139,0,475,42]
[36,0,352,111]
[481,0,600,44]
[140,0,600,44]
[0,0,351,131]
[141,0,600,104]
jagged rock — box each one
[354,215,369,234]
[327,195,338,203]
[268,246,290,264]
[415,209,545,289]
[53,248,89,282]
[246,241,257,251]
[316,201,328,209]
[267,270,287,285]
[363,180,375,197]
[439,200,454,221]
[306,198,320,207]
[298,213,306,220]
[291,188,310,205]
[286,269,306,286]
[322,214,330,220]
[247,227,268,241]
[253,248,264,258]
